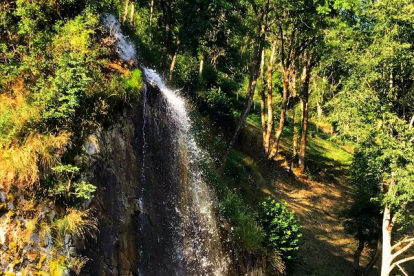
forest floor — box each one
[229,113,381,276]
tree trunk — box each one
[353,225,365,275]
[160,0,173,69]
[364,234,382,276]
[264,38,277,156]
[130,2,135,25]
[381,173,395,276]
[291,70,299,166]
[199,55,204,75]
[222,73,260,166]
[381,205,392,276]
[222,0,269,166]
[149,0,154,27]
[123,0,130,24]
[169,51,178,80]
[298,55,312,171]
[316,98,322,132]
[317,99,323,118]
[260,49,267,152]
[298,98,309,171]
[269,69,289,160]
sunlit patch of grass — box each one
[307,134,353,167]
[0,132,70,192]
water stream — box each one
[103,14,229,276]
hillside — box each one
[220,108,373,275]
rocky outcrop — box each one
[81,105,142,276]
[81,84,190,276]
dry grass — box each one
[0,132,70,191]
[0,84,41,138]
[54,208,97,243]
[68,256,89,275]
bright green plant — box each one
[73,181,96,200]
[125,69,144,97]
[51,165,96,200]
[258,198,302,260]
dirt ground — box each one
[269,166,373,276]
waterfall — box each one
[103,14,229,276]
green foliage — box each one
[318,0,414,244]
[73,181,97,200]
[220,191,264,253]
[202,88,233,120]
[258,199,302,260]
[125,69,144,97]
[50,165,96,201]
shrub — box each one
[258,198,302,260]
[220,191,264,253]
[125,69,144,97]
[204,88,232,118]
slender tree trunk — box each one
[298,98,309,171]
[169,51,178,80]
[222,73,260,166]
[298,54,312,171]
[123,0,130,24]
[364,234,382,276]
[130,2,135,25]
[381,206,392,276]
[149,0,154,27]
[381,173,395,276]
[353,225,365,275]
[222,0,270,166]
[316,98,322,132]
[265,38,277,156]
[160,0,172,69]
[199,55,204,75]
[260,49,267,152]
[269,69,289,159]
[291,71,299,166]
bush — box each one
[204,88,232,119]
[258,198,302,260]
[125,69,144,96]
[220,191,264,253]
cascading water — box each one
[103,14,229,275]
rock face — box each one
[81,104,141,276]
[81,85,199,275]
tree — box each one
[298,51,313,171]
[320,0,414,274]
[221,0,270,165]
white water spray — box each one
[103,14,136,61]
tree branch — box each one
[286,28,296,68]
[389,256,414,274]
[391,238,414,252]
[397,264,409,276]
[391,240,414,263]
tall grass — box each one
[0,132,70,192]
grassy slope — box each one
[222,103,382,276]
